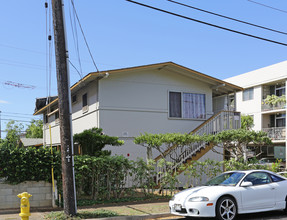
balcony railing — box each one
[261,102,286,111]
[262,127,286,140]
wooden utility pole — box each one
[51,0,77,216]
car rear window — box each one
[270,174,285,182]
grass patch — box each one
[77,194,171,207]
[45,209,118,220]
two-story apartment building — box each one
[226,60,287,163]
[34,62,242,162]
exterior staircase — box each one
[154,111,241,184]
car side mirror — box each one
[241,181,253,187]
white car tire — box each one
[216,196,237,220]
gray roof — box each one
[20,138,43,147]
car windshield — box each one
[205,172,245,186]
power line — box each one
[247,0,287,14]
[126,0,287,47]
[168,0,287,35]
[2,119,32,123]
[69,0,83,79]
[69,59,83,79]
[1,111,35,116]
[70,0,100,72]
[0,130,26,133]
[1,114,38,119]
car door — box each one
[240,172,276,211]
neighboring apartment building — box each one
[225,60,287,164]
[34,62,242,162]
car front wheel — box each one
[216,196,237,220]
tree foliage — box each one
[134,132,201,160]
[263,94,286,105]
[205,129,272,162]
[73,128,124,156]
[241,115,254,130]
[4,120,24,148]
[25,119,43,138]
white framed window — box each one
[243,88,254,101]
[275,84,285,97]
[276,113,286,127]
[169,91,206,119]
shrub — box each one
[0,146,61,184]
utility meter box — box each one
[274,146,286,160]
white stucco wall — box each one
[42,66,226,162]
[43,80,99,146]
[99,68,214,160]
[234,85,262,131]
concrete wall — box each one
[0,181,53,209]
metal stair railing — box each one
[155,111,241,184]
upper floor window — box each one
[55,111,59,119]
[82,93,87,107]
[169,91,206,119]
[243,88,254,101]
[72,95,77,104]
[275,84,285,97]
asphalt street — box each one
[163,210,287,220]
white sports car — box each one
[169,170,287,220]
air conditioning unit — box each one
[267,146,274,156]
[82,105,89,113]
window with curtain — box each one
[169,91,206,119]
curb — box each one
[0,207,61,215]
[94,213,173,220]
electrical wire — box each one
[48,0,53,102]
[45,1,49,103]
[1,111,36,116]
[2,119,32,123]
[70,0,100,72]
[247,0,287,14]
[69,60,83,79]
[168,0,287,35]
[1,114,38,119]
[69,0,83,79]
[126,0,287,47]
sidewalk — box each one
[0,201,177,220]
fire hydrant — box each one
[17,192,32,220]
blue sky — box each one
[0,0,286,136]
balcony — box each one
[262,94,286,112]
[262,102,286,112]
[262,127,286,141]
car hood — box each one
[173,185,234,202]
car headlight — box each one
[170,196,175,201]
[188,196,209,202]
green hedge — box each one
[74,155,132,200]
[0,146,61,184]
